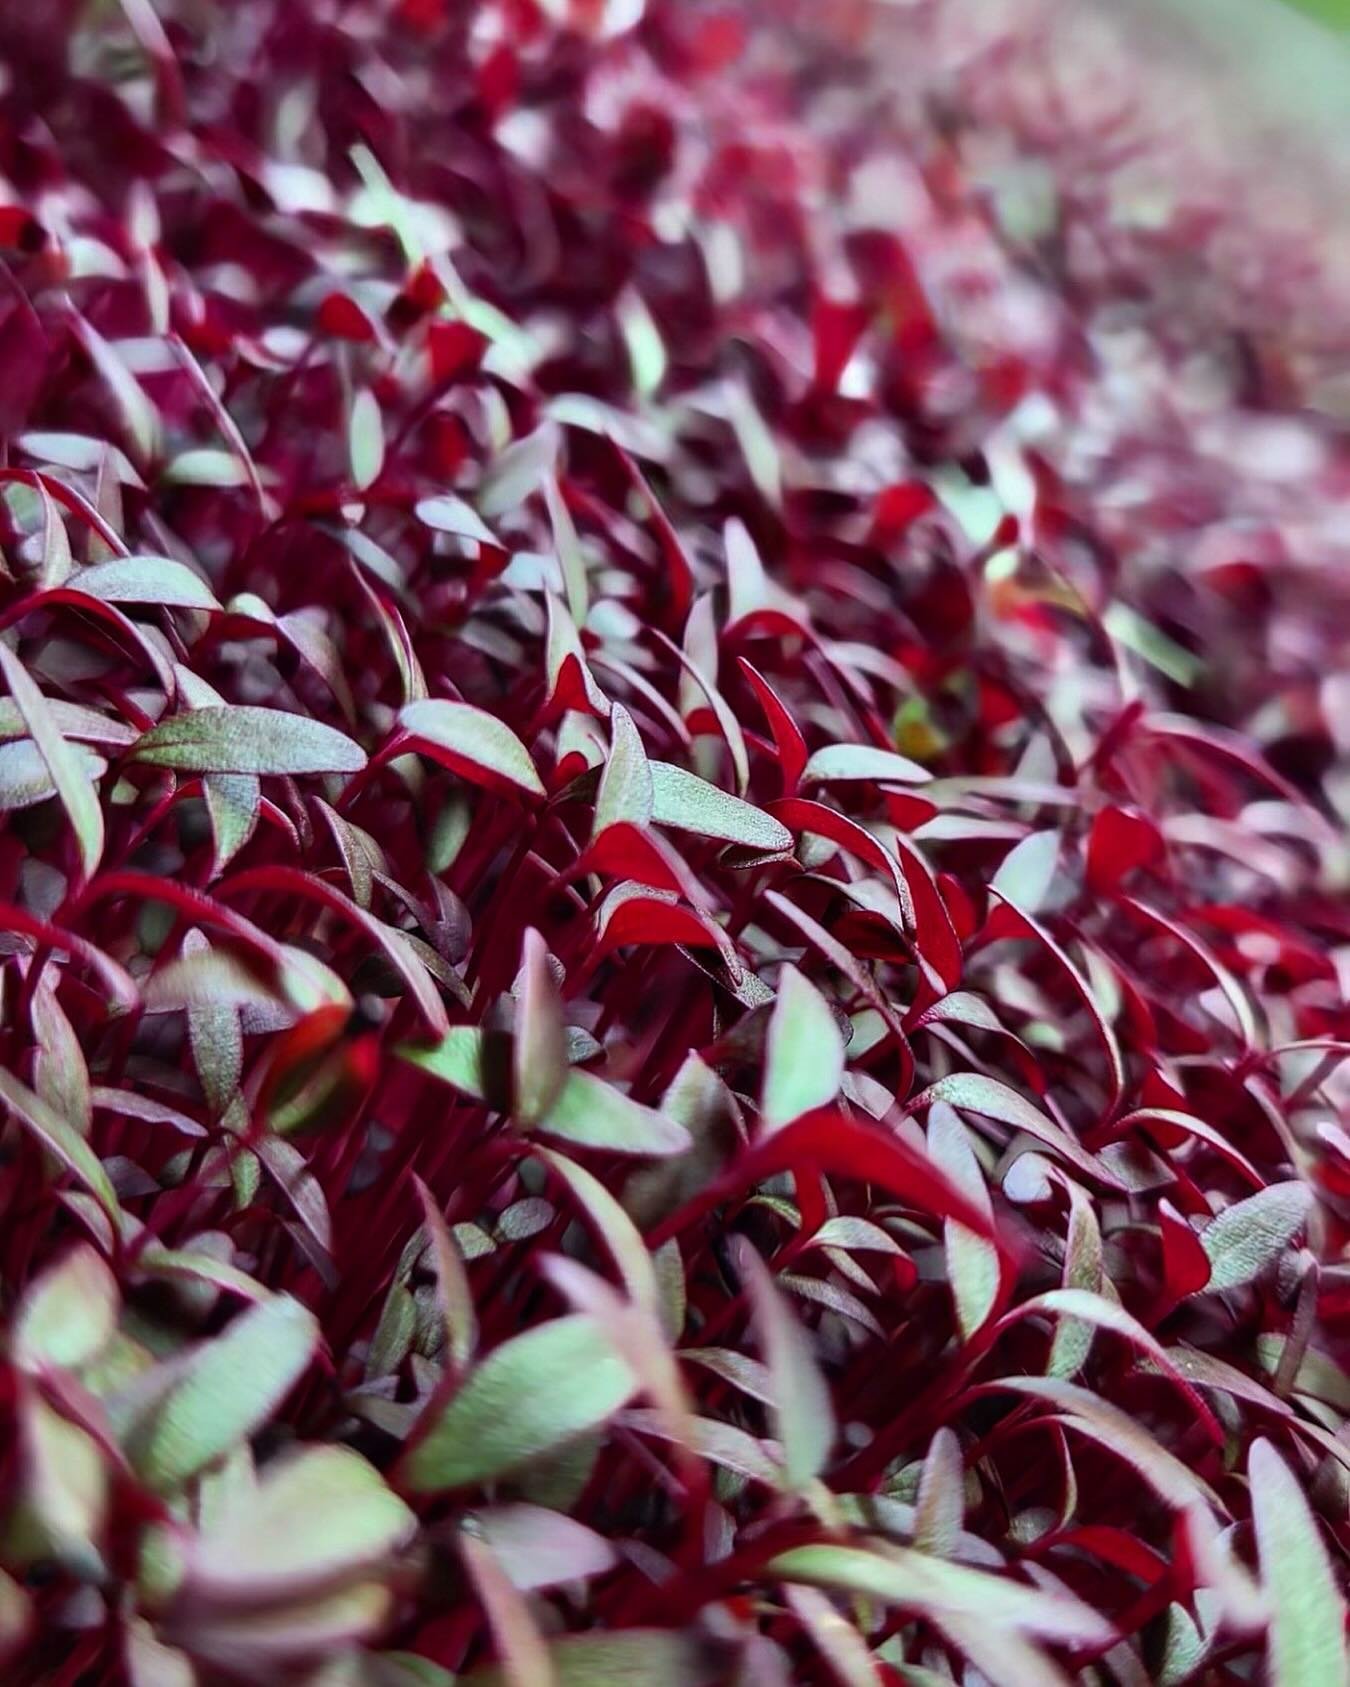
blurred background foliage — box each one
[1284,0,1350,27]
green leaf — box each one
[400,1314,638,1491]
[33,975,90,1135]
[365,1282,416,1379]
[649,760,792,853]
[400,699,544,797]
[465,1630,726,1687]
[1250,1437,1348,1687]
[934,1616,1073,1687]
[415,1176,477,1371]
[133,706,367,775]
[415,493,498,547]
[203,772,260,874]
[0,737,106,812]
[186,1445,416,1600]
[254,1133,333,1256]
[913,1073,1116,1188]
[784,1583,883,1687]
[370,1656,455,1687]
[20,431,141,481]
[177,1579,395,1672]
[679,1347,775,1407]
[0,1069,120,1222]
[762,964,845,1133]
[1202,1183,1314,1292]
[163,447,251,487]
[544,471,588,625]
[348,387,384,490]
[990,830,1061,915]
[33,482,72,587]
[987,1376,1218,1508]
[19,1394,108,1574]
[1047,1184,1104,1379]
[0,696,135,747]
[620,1407,782,1484]
[179,933,243,1116]
[737,1241,835,1489]
[75,316,160,462]
[465,1503,617,1590]
[802,743,931,786]
[15,1244,118,1371]
[928,1103,999,1338]
[399,1026,492,1101]
[781,1271,885,1340]
[513,929,568,1125]
[91,1089,204,1141]
[811,1217,903,1255]
[768,1542,1113,1644]
[539,1148,659,1313]
[725,517,795,626]
[914,1427,964,1557]
[618,288,667,397]
[0,644,104,878]
[476,422,559,520]
[594,702,653,834]
[136,1244,271,1305]
[543,592,609,718]
[538,1069,691,1157]
[73,555,219,610]
[125,1295,320,1490]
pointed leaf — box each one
[401,699,544,798]
[466,1504,617,1590]
[802,744,931,787]
[400,1315,638,1491]
[1202,1183,1314,1293]
[415,1177,478,1371]
[133,707,366,775]
[400,1027,489,1101]
[0,644,103,877]
[74,556,219,610]
[650,760,791,853]
[594,703,653,834]
[1250,1437,1348,1687]
[348,387,384,489]
[186,1445,415,1601]
[15,1244,118,1372]
[736,1240,835,1489]
[126,1295,320,1490]
[538,1070,691,1157]
[914,1428,964,1557]
[460,1531,556,1687]
[762,964,845,1134]
[0,1069,120,1221]
[513,929,568,1125]
[0,738,106,812]
[539,1148,658,1312]
[415,493,497,547]
[768,1543,1113,1644]
[929,1103,999,1338]
[991,830,1061,914]
[204,773,260,875]
[914,1074,1118,1189]
[621,1407,782,1485]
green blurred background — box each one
[1285,0,1350,25]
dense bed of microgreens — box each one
[0,1,1347,1683]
